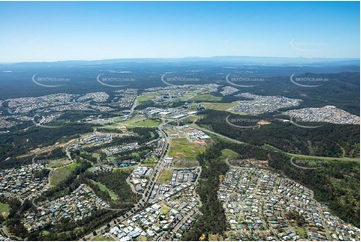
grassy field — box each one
[91,180,118,200]
[188,123,200,129]
[295,226,307,239]
[157,169,173,183]
[136,236,148,241]
[174,90,198,101]
[40,230,50,236]
[50,163,79,187]
[48,159,72,168]
[137,93,157,103]
[131,119,160,127]
[111,116,160,128]
[0,203,10,218]
[188,123,213,132]
[165,129,180,134]
[160,205,172,214]
[113,117,126,122]
[168,138,206,162]
[200,102,239,111]
[91,153,101,159]
[142,157,158,167]
[189,94,222,102]
[221,149,239,160]
[108,156,117,161]
[114,166,136,174]
[173,159,199,168]
[92,235,115,241]
[111,116,144,126]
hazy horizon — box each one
[0,55,360,65]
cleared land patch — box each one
[142,157,158,167]
[168,138,205,162]
[50,163,79,186]
[131,119,160,127]
[48,159,72,168]
[91,180,118,201]
[200,102,239,111]
[160,205,172,214]
[157,169,173,183]
[189,94,222,102]
[137,93,157,103]
[173,159,199,168]
[111,116,144,126]
[221,149,239,160]
[92,235,115,241]
[91,153,100,159]
[0,203,10,218]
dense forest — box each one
[83,169,141,208]
[196,109,360,158]
[0,123,93,168]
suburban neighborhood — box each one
[219,166,360,241]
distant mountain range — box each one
[1,56,359,66]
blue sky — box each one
[0,1,359,62]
